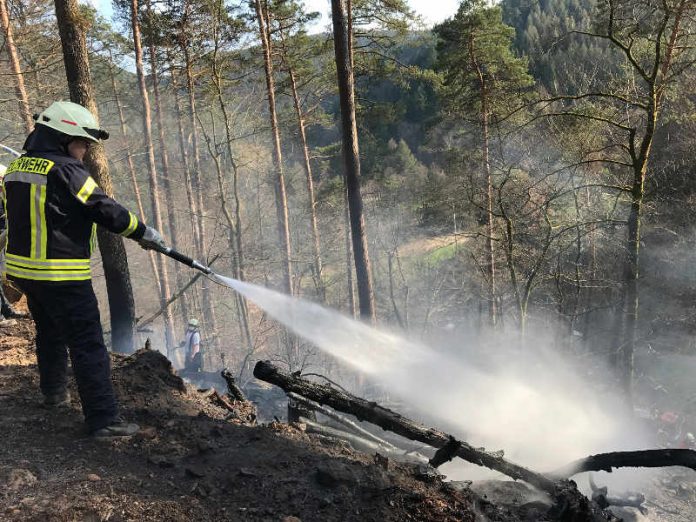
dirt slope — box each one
[0,310,494,522]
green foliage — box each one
[434,0,534,119]
[500,0,620,92]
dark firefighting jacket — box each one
[1,125,145,282]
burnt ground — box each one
[1,302,695,521]
[0,304,505,522]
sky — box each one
[303,0,460,27]
[92,0,460,29]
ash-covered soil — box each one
[0,305,494,522]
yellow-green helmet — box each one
[34,101,109,143]
[188,318,199,328]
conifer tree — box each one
[332,0,376,324]
[435,0,533,328]
[270,0,328,302]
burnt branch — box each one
[552,448,696,478]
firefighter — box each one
[3,101,166,437]
[183,318,202,373]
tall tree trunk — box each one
[179,3,219,357]
[469,35,496,327]
[54,0,137,353]
[253,0,293,296]
[170,63,201,258]
[130,0,175,353]
[0,0,32,133]
[287,64,325,302]
[145,0,188,326]
[582,186,597,344]
[344,180,357,318]
[620,0,686,400]
[331,0,376,324]
[622,116,653,401]
[276,23,325,301]
[208,18,254,355]
[621,168,644,402]
[501,210,524,334]
[106,49,163,299]
[344,0,357,319]
[481,103,497,326]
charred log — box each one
[254,360,555,492]
[253,360,617,520]
[221,369,247,402]
[589,474,647,514]
[430,437,463,468]
[553,449,696,478]
[204,388,257,425]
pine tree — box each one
[332,0,376,324]
[269,0,328,302]
[435,0,533,328]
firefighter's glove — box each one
[138,226,166,252]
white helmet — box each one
[34,101,109,143]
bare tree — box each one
[106,46,163,301]
[202,0,254,358]
[253,0,293,296]
[142,0,189,325]
[177,0,219,350]
[544,0,696,397]
[272,4,327,302]
[129,0,175,352]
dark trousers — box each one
[12,278,118,431]
[185,351,202,372]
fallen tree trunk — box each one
[553,448,696,478]
[253,360,556,493]
[254,361,620,520]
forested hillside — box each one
[1,1,696,512]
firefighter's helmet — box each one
[34,101,109,143]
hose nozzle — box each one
[160,247,213,275]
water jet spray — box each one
[160,246,645,475]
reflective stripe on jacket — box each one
[3,151,145,282]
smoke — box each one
[214,274,652,478]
